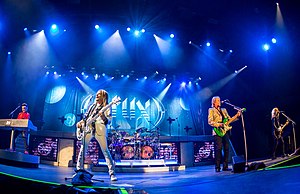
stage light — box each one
[189,41,192,44]
[127,27,131,32]
[206,42,211,47]
[170,34,174,38]
[141,29,145,33]
[144,76,147,79]
[134,30,140,37]
[7,51,11,55]
[126,75,130,78]
[156,71,159,74]
[95,25,100,30]
[181,82,186,87]
[50,24,59,35]
[229,49,233,53]
[51,24,57,30]
[272,38,277,44]
[24,28,28,31]
[263,43,270,51]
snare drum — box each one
[141,145,154,159]
[121,145,135,159]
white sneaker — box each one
[110,174,117,181]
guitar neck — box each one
[226,113,239,125]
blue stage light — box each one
[263,44,270,51]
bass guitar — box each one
[274,120,289,139]
[76,95,121,140]
[213,111,241,137]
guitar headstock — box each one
[111,96,121,105]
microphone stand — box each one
[9,105,21,118]
[8,104,21,151]
[281,112,297,153]
[223,101,248,166]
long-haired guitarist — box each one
[271,107,289,159]
[208,96,241,172]
[76,89,117,181]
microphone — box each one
[241,108,246,112]
[221,99,230,103]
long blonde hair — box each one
[97,89,108,106]
[271,107,279,119]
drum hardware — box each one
[167,116,175,136]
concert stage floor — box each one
[0,156,300,194]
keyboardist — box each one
[13,103,31,154]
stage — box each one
[0,154,299,194]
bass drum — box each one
[121,145,135,159]
[141,145,154,159]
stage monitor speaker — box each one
[232,155,245,173]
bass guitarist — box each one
[208,96,241,172]
[76,89,117,181]
[271,107,289,159]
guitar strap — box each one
[216,107,225,120]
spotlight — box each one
[8,51,11,55]
[141,29,145,33]
[271,38,277,44]
[127,27,131,32]
[95,25,100,30]
[229,49,233,53]
[170,34,174,38]
[134,30,140,37]
[206,42,211,47]
[23,28,28,31]
[50,24,59,35]
[181,82,186,87]
[263,44,270,51]
[189,41,192,44]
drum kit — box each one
[108,127,160,160]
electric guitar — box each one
[274,120,289,139]
[76,95,121,140]
[213,111,241,137]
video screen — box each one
[194,141,215,164]
[159,142,179,161]
[30,136,59,161]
